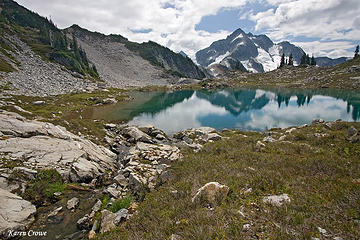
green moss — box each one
[24,169,65,206]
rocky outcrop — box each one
[192,182,229,208]
[263,194,291,207]
[0,110,117,183]
[0,188,36,239]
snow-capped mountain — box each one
[196,28,305,75]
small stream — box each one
[22,191,98,240]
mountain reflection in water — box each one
[91,88,360,134]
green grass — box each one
[109,196,132,213]
[1,89,128,144]
[0,55,15,72]
[97,122,360,240]
[23,169,66,206]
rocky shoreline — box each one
[0,109,225,239]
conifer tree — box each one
[300,52,307,65]
[280,53,285,68]
[310,54,316,66]
[288,53,294,66]
[354,45,359,59]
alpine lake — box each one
[84,87,360,134]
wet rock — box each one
[0,188,36,238]
[47,206,63,219]
[263,194,290,207]
[67,197,80,211]
[192,182,229,208]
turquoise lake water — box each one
[91,88,360,134]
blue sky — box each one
[17,0,360,60]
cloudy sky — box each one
[17,0,360,60]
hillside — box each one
[0,0,205,96]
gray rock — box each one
[263,194,290,207]
[100,210,116,233]
[113,209,129,225]
[32,100,45,105]
[207,133,222,141]
[192,182,229,208]
[114,174,128,187]
[347,126,358,137]
[123,126,153,143]
[47,206,63,219]
[263,136,276,143]
[0,111,117,183]
[104,123,117,129]
[171,234,182,240]
[106,186,121,198]
[67,197,80,210]
[0,188,36,238]
[312,118,324,124]
[77,214,91,230]
[92,200,102,213]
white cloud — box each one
[249,0,360,57]
[16,0,248,60]
[292,41,356,58]
[15,0,360,59]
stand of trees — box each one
[300,52,316,66]
[279,53,294,68]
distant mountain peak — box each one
[196,29,307,75]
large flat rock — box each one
[0,111,117,182]
[0,188,36,238]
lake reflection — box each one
[92,88,360,134]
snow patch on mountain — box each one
[256,48,278,72]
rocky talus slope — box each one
[0,33,99,96]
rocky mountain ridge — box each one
[196,28,347,76]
